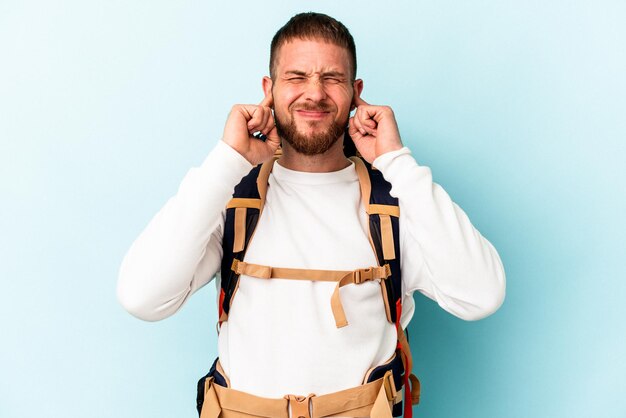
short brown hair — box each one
[270,12,357,81]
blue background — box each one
[1,1,624,417]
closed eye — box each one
[323,77,342,84]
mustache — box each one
[292,103,334,112]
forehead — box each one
[274,39,352,75]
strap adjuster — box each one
[383,370,400,404]
[383,263,391,277]
[231,259,242,274]
[285,394,314,418]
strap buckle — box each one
[354,267,373,284]
[354,265,391,284]
[285,394,315,418]
[383,370,400,404]
[231,259,242,274]
[383,263,391,278]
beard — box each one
[274,103,347,156]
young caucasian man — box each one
[117,12,505,418]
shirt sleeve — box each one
[117,141,254,321]
[373,147,506,326]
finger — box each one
[351,114,367,136]
[257,107,270,134]
[353,95,369,108]
[265,125,281,147]
[355,107,377,135]
[246,106,266,132]
[261,110,275,135]
[348,117,359,136]
[259,94,273,109]
[362,118,377,130]
[348,117,366,138]
[356,102,380,122]
[356,106,377,128]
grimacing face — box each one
[263,39,363,155]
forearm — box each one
[117,141,253,321]
[374,148,506,320]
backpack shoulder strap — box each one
[219,157,277,325]
[351,156,420,414]
[350,157,401,325]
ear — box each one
[262,76,274,107]
[351,79,364,111]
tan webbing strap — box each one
[226,199,263,253]
[226,198,262,209]
[232,259,391,328]
[350,157,372,213]
[380,279,393,323]
[222,158,277,325]
[398,327,421,405]
[214,384,289,417]
[201,359,400,418]
[350,157,389,272]
[231,260,390,284]
[201,375,395,418]
[379,214,396,260]
[369,204,400,217]
[370,371,395,418]
[350,159,400,262]
[330,267,389,328]
[409,373,421,405]
[232,259,352,281]
[233,207,246,253]
[257,157,278,216]
[398,327,413,376]
[228,158,276,256]
[228,158,277,255]
[311,371,395,417]
[200,378,221,418]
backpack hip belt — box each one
[199,355,404,418]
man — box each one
[117,12,505,418]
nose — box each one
[302,77,327,102]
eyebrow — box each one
[283,70,347,78]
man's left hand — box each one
[348,97,403,163]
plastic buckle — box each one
[286,394,314,418]
[383,263,391,277]
[355,267,373,284]
[231,259,241,273]
[383,370,398,403]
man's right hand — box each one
[222,96,281,165]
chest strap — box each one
[232,259,391,328]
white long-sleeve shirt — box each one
[117,141,505,398]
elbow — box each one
[462,283,506,321]
[117,285,163,322]
[464,243,507,320]
[117,266,170,322]
[437,262,506,321]
[460,266,507,321]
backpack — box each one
[208,149,420,417]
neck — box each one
[278,135,351,172]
